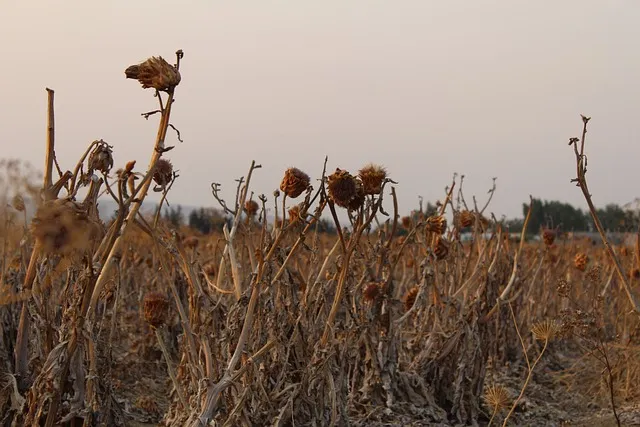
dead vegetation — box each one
[0,50,639,427]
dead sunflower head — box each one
[327,169,364,210]
[426,215,447,234]
[358,164,387,195]
[244,200,260,217]
[363,282,382,302]
[125,56,181,92]
[88,140,114,174]
[404,286,419,311]
[153,159,173,187]
[280,167,310,198]
[142,291,169,328]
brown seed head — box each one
[244,200,260,217]
[426,215,447,234]
[327,169,363,210]
[11,194,25,212]
[280,167,310,198]
[153,159,173,187]
[358,164,387,195]
[574,253,588,271]
[542,229,556,246]
[88,141,114,174]
[125,56,181,91]
[404,286,419,311]
[458,210,474,228]
[556,278,572,298]
[363,282,382,302]
[143,291,169,328]
[31,199,104,257]
[434,236,449,260]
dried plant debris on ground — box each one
[1,50,640,427]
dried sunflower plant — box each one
[1,51,639,427]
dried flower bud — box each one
[434,237,449,260]
[358,164,387,195]
[404,286,419,311]
[244,200,260,217]
[327,168,363,210]
[542,229,556,246]
[88,141,114,174]
[11,194,25,212]
[574,253,588,271]
[426,215,447,234]
[125,56,181,92]
[153,159,173,187]
[363,282,382,302]
[142,291,169,328]
[280,167,310,198]
[125,160,136,174]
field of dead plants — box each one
[1,50,640,426]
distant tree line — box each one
[507,198,640,233]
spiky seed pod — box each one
[327,169,361,209]
[458,210,474,228]
[125,56,181,92]
[574,253,588,271]
[11,194,25,212]
[542,229,556,246]
[153,159,173,187]
[88,141,114,174]
[358,164,387,195]
[182,236,199,249]
[404,286,419,311]
[426,215,447,234]
[243,200,260,217]
[434,237,449,260]
[142,291,169,328]
[280,167,310,198]
[483,384,509,413]
[531,319,561,341]
[630,268,640,280]
[31,198,104,257]
[401,216,412,229]
[363,282,382,302]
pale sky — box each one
[2,1,639,219]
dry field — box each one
[1,51,640,426]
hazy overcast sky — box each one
[2,1,639,219]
